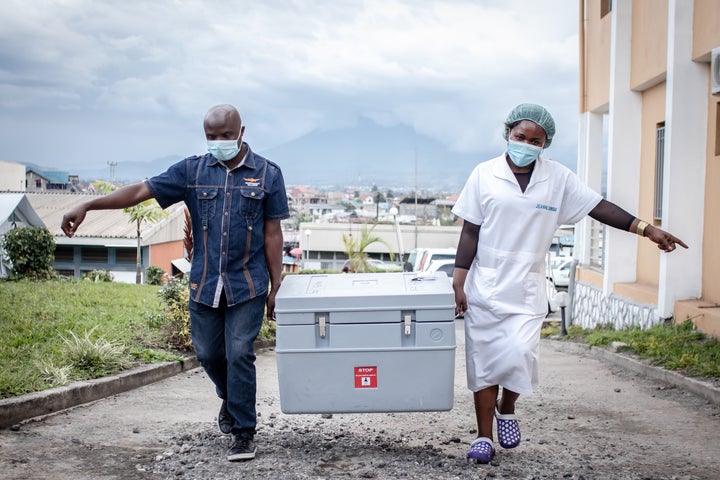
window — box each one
[35,179,42,188]
[601,0,612,18]
[115,248,136,264]
[54,246,74,263]
[654,123,665,222]
[81,247,108,263]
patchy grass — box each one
[542,319,720,378]
[0,279,181,398]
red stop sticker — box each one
[354,366,378,388]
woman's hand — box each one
[645,225,688,252]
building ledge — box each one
[576,266,603,288]
[613,282,658,305]
[675,299,720,339]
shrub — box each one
[59,326,132,377]
[145,265,165,286]
[1,226,56,280]
[83,269,114,282]
[155,277,193,350]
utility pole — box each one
[414,147,418,249]
[107,161,117,183]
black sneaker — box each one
[227,435,256,461]
[218,400,233,434]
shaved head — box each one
[204,104,242,132]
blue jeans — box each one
[189,292,266,439]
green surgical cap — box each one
[502,103,556,147]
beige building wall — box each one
[0,161,26,191]
[583,0,611,111]
[702,97,720,302]
[630,0,667,90]
[692,0,720,60]
[636,82,665,286]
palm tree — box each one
[341,223,394,273]
[125,200,168,284]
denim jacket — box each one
[146,145,289,307]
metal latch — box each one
[404,314,412,336]
[318,315,327,338]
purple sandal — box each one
[495,408,521,449]
[467,437,495,464]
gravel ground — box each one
[2,318,719,480]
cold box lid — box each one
[275,272,455,325]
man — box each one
[61,104,290,462]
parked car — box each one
[342,258,399,272]
[548,257,573,288]
[407,248,427,272]
[546,278,559,315]
[425,259,456,278]
[417,248,456,272]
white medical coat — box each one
[452,154,602,394]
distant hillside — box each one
[64,117,577,192]
[71,156,183,184]
[259,117,486,191]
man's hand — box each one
[61,205,88,237]
[266,284,281,321]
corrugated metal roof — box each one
[24,192,180,240]
[0,193,45,232]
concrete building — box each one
[24,192,186,283]
[575,0,720,336]
[0,161,26,192]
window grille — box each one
[589,219,605,270]
[654,125,665,222]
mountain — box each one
[257,118,488,191]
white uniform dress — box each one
[452,154,602,395]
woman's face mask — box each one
[507,140,542,168]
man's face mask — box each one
[207,130,242,161]
[507,140,542,168]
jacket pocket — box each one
[197,188,218,224]
[239,188,265,219]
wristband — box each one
[636,220,649,237]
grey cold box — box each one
[274,272,456,414]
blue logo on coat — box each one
[536,203,557,212]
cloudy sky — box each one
[0,0,580,184]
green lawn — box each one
[0,279,180,399]
[542,319,720,378]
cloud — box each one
[0,0,580,172]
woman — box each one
[451,103,687,464]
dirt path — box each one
[1,320,719,480]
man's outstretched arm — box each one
[61,182,153,237]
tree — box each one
[125,200,169,284]
[341,223,394,273]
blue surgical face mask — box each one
[506,140,543,168]
[207,130,242,161]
